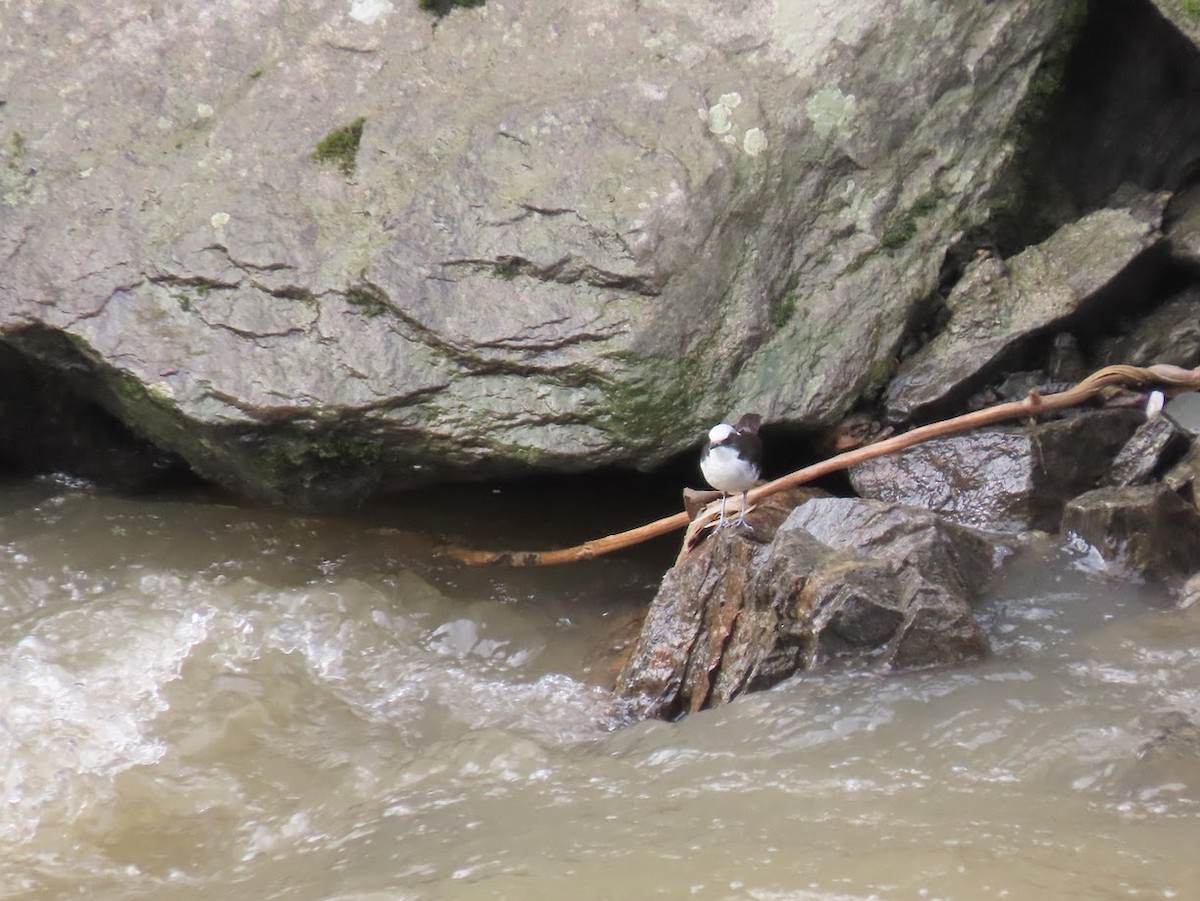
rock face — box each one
[614,496,999,721]
[0,0,1079,506]
[883,205,1164,423]
[849,409,1143,532]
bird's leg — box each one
[734,490,753,529]
[717,493,729,528]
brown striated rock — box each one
[1164,442,1200,510]
[614,496,999,721]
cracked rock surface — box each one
[1,0,1072,506]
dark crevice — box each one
[0,335,199,494]
[978,0,1200,256]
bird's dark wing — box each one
[734,413,762,435]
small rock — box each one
[1163,441,1200,510]
[1180,572,1200,609]
[1164,392,1200,437]
[1062,484,1200,579]
[1104,414,1190,487]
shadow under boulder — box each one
[0,342,192,493]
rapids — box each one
[1,476,1198,899]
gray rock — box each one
[1104,414,1191,487]
[1165,183,1200,266]
[849,408,1143,532]
[1062,484,1200,579]
[1164,392,1200,437]
[884,207,1162,423]
[614,495,998,721]
[0,0,1082,507]
[1093,287,1200,371]
[1164,441,1200,512]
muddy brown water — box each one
[1,476,1198,900]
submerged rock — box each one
[0,0,1087,507]
[1062,483,1200,579]
[1120,711,1200,804]
[614,496,999,721]
[849,408,1143,532]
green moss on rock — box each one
[312,117,366,176]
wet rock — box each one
[1103,415,1191,487]
[1180,572,1200,610]
[784,497,1002,600]
[1164,392,1200,438]
[0,1,1091,508]
[884,207,1163,423]
[849,409,1143,532]
[614,496,998,721]
[1164,442,1200,511]
[1092,286,1200,370]
[1062,484,1200,579]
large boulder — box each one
[614,496,999,721]
[0,0,1082,507]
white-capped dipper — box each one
[700,413,763,529]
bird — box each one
[700,413,763,529]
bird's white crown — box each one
[708,422,736,443]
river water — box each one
[1,475,1198,900]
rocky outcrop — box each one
[0,0,1085,506]
[614,495,1000,721]
[883,204,1164,423]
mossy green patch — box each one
[312,117,366,176]
[880,192,939,251]
[345,283,391,317]
[769,289,798,330]
[5,132,27,171]
[1181,0,1200,18]
[985,0,1090,250]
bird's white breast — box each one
[701,444,760,494]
